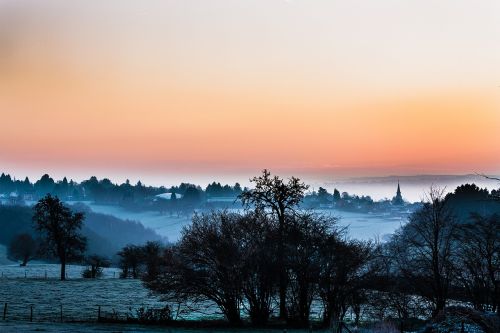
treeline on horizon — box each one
[0,172,243,211]
[0,172,243,200]
[1,172,427,214]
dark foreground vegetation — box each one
[109,172,500,333]
[1,170,499,333]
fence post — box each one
[98,305,101,321]
[3,303,7,320]
[30,305,33,322]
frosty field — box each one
[0,247,164,322]
[0,262,121,280]
[0,277,164,322]
[0,321,335,333]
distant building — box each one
[155,192,183,201]
[392,181,404,205]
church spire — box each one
[393,180,404,205]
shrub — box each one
[134,305,172,324]
[423,306,500,333]
[369,321,399,333]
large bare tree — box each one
[239,169,308,320]
[457,213,500,314]
[392,187,458,317]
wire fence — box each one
[0,264,121,280]
[0,277,165,323]
[1,301,360,333]
[0,301,165,323]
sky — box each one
[0,0,499,186]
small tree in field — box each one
[117,244,144,279]
[82,255,110,279]
[8,233,37,266]
[33,194,87,280]
[142,241,164,282]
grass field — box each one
[0,277,164,322]
[0,262,121,279]
[0,321,335,333]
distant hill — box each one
[0,204,165,260]
[336,174,499,184]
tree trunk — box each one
[60,258,66,281]
[278,211,287,320]
[322,304,331,327]
[224,302,241,325]
[132,265,138,279]
[248,295,270,325]
[279,269,287,320]
[496,289,500,316]
[122,266,129,278]
[298,284,310,326]
[330,306,342,333]
[493,283,499,316]
[354,305,361,327]
[434,297,446,317]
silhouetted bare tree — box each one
[319,238,377,332]
[391,187,458,316]
[239,169,309,320]
[285,212,337,326]
[456,213,500,314]
[238,210,279,325]
[148,211,246,324]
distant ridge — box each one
[333,174,499,184]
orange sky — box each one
[0,0,499,183]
